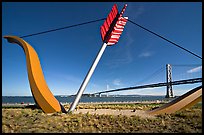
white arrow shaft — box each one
[68,42,108,112]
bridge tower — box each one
[166,64,174,98]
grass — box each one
[2,102,202,133]
[64,102,165,111]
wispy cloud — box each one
[128,4,145,20]
[114,32,134,64]
[113,79,122,86]
[187,66,202,73]
[103,4,145,69]
[138,51,153,58]
[104,32,134,69]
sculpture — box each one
[4,36,66,113]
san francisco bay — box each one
[2,95,173,104]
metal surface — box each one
[166,64,173,98]
[147,85,202,115]
[4,36,66,113]
[69,4,128,113]
[100,4,128,45]
[68,43,108,113]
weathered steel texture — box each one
[4,36,66,113]
[146,85,202,115]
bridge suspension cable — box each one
[135,66,165,85]
[171,64,202,81]
[171,64,202,67]
[93,78,202,95]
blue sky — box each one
[2,2,202,96]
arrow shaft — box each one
[68,42,108,112]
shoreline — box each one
[2,100,171,107]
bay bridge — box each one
[92,64,202,98]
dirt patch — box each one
[74,109,155,119]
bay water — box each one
[2,95,173,104]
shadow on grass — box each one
[2,104,41,110]
[24,104,41,110]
